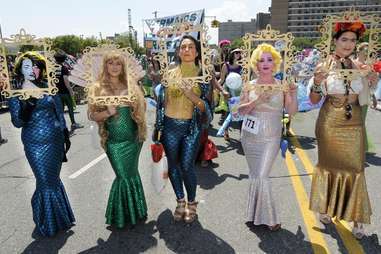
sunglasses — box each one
[234,51,241,54]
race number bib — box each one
[242,115,260,135]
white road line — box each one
[68,153,107,179]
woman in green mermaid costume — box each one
[88,53,147,228]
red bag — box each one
[200,139,218,161]
[373,61,381,73]
[151,143,164,163]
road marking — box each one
[289,129,365,254]
[68,153,107,179]
[285,152,330,254]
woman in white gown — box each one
[238,43,297,231]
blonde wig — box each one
[88,53,147,150]
[250,43,282,74]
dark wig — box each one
[333,29,360,40]
[54,50,67,64]
[13,51,47,88]
[228,48,241,65]
[177,34,202,66]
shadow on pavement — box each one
[365,153,381,167]
[78,221,157,254]
[216,138,244,156]
[249,224,327,254]
[292,135,317,150]
[196,164,248,190]
[22,229,74,254]
[156,209,235,254]
[314,222,381,254]
[359,233,381,254]
[209,123,244,155]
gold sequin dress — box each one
[309,72,372,224]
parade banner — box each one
[144,9,204,54]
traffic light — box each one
[211,19,220,28]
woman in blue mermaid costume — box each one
[154,35,212,223]
[8,52,75,237]
[88,53,147,228]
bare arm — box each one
[309,64,327,104]
[88,106,117,122]
[180,80,206,112]
[218,64,228,87]
[63,75,74,97]
[284,84,298,116]
[237,89,254,115]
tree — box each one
[80,36,99,50]
[231,37,244,49]
[52,35,83,56]
[292,37,320,51]
[114,34,144,56]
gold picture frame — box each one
[82,43,138,106]
[315,7,381,81]
[239,25,296,93]
[0,29,59,99]
[154,22,214,88]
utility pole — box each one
[152,11,158,19]
[128,8,133,34]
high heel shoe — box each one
[223,131,230,141]
[352,223,365,240]
[173,199,186,221]
[319,214,332,224]
[268,224,281,232]
[184,201,198,224]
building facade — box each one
[271,0,381,38]
[218,19,257,42]
[218,12,271,42]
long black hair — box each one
[333,29,360,40]
[13,51,47,88]
[228,48,241,65]
[177,34,202,66]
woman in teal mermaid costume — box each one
[88,53,147,228]
[8,52,75,237]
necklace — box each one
[180,64,199,78]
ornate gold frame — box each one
[0,29,59,99]
[154,22,213,88]
[239,25,296,93]
[82,43,138,106]
[315,7,381,80]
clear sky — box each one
[0,0,271,44]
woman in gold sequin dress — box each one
[309,21,378,239]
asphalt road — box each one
[0,101,380,254]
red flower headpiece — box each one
[334,21,366,38]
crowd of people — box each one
[0,11,380,243]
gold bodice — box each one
[165,65,202,120]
